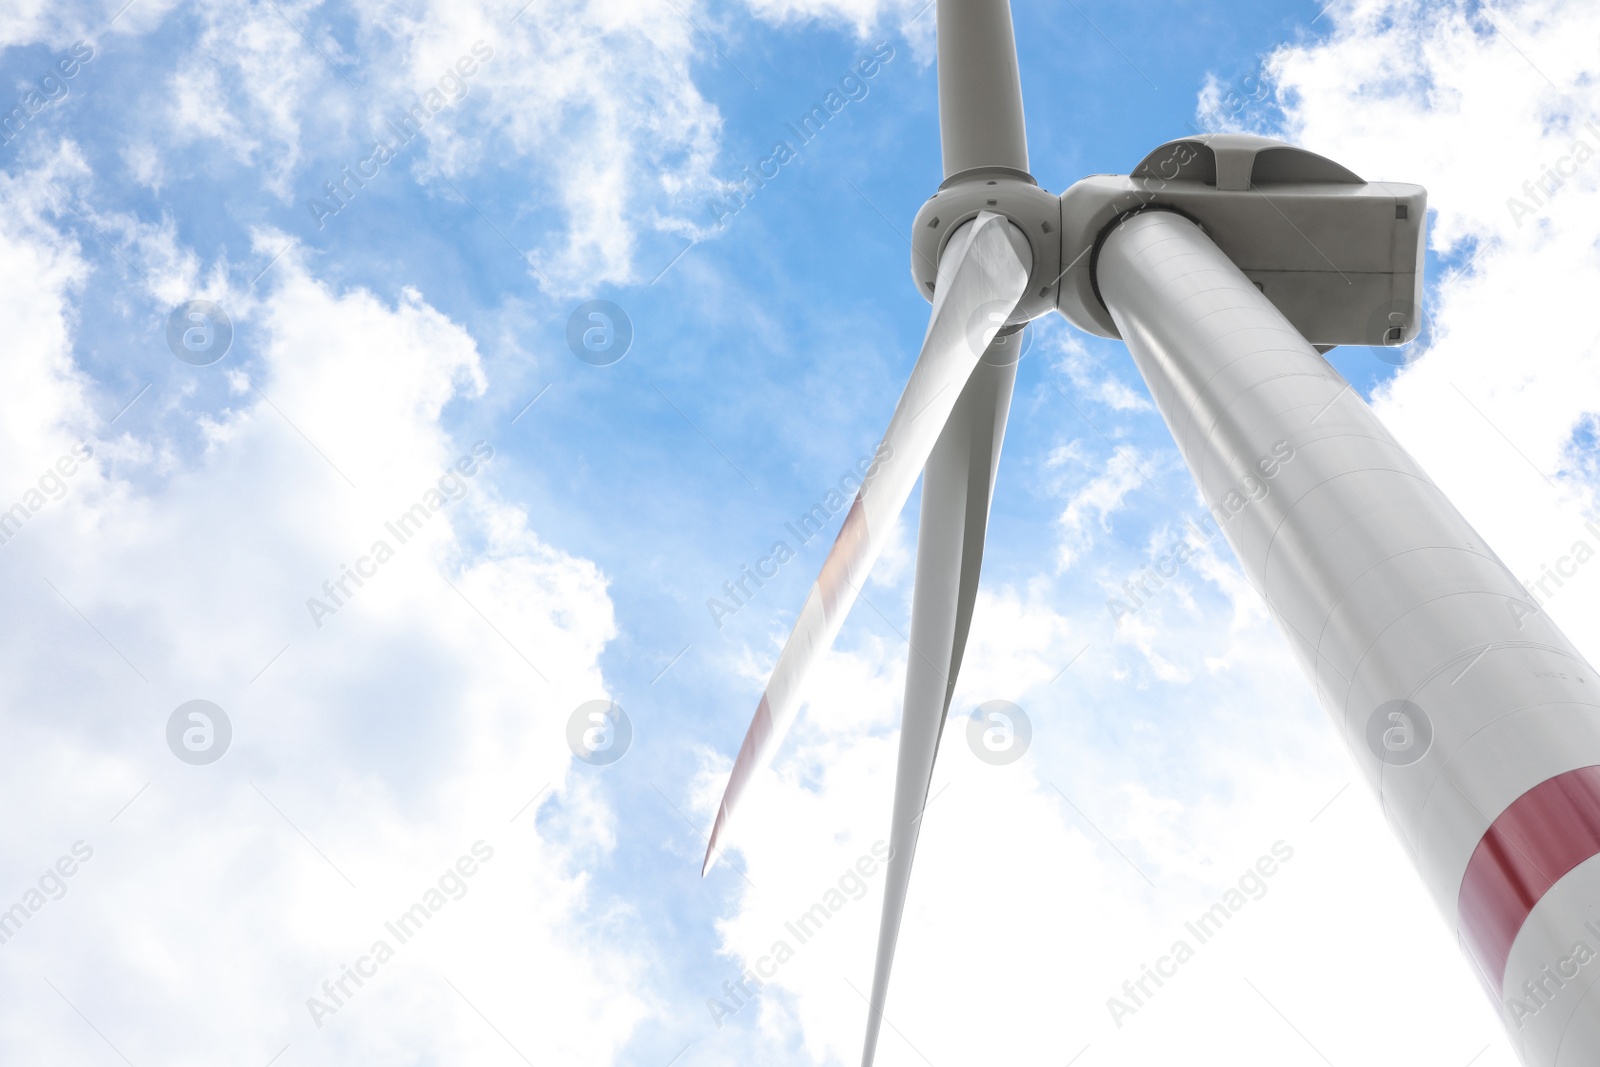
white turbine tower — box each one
[703,2,1600,1063]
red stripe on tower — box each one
[1458,765,1600,996]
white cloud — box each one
[355,0,727,290]
[737,0,925,41]
[1053,329,1154,413]
[0,154,647,1063]
[0,143,96,468]
[146,0,728,290]
[163,1,347,197]
[98,0,940,293]
[0,0,108,51]
[1051,445,1148,571]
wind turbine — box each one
[703,2,1599,1063]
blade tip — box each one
[701,815,724,877]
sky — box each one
[1,0,1598,1064]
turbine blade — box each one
[859,348,1018,1067]
[938,0,1030,178]
[702,212,1030,876]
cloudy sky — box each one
[1,0,1597,1063]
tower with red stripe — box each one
[1094,202,1600,1067]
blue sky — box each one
[1,0,1596,1064]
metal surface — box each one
[910,175,1061,325]
[1097,209,1600,1066]
[860,355,1016,1067]
[701,212,1031,874]
[936,0,1029,180]
[1129,134,1361,190]
[1057,138,1426,346]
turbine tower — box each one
[703,3,1598,1063]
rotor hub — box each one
[910,169,1061,326]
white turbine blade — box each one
[860,352,1017,1067]
[703,212,1030,875]
[938,0,1029,178]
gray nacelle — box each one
[910,134,1427,349]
